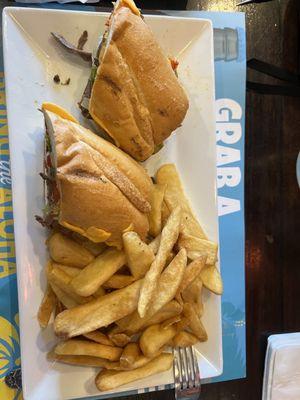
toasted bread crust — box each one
[89,6,188,161]
[44,110,151,247]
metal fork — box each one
[173,347,201,399]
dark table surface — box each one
[116,0,299,399]
[6,0,300,399]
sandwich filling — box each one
[39,130,60,228]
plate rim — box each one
[2,7,222,400]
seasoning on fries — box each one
[138,206,182,317]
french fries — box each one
[182,276,203,303]
[50,283,78,309]
[48,351,120,369]
[182,277,204,317]
[161,315,181,329]
[80,241,106,256]
[174,316,190,333]
[70,248,126,297]
[120,343,140,369]
[138,206,182,317]
[156,164,207,239]
[116,250,186,335]
[148,234,161,254]
[103,274,135,289]
[83,331,114,346]
[176,255,206,299]
[54,280,142,338]
[123,232,154,279]
[147,249,187,314]
[178,233,218,265]
[109,333,131,347]
[124,355,157,370]
[173,331,199,347]
[71,233,107,256]
[47,232,94,268]
[116,300,183,335]
[120,342,165,370]
[148,183,167,237]
[55,339,122,361]
[93,286,106,298]
[183,303,208,341]
[40,163,223,392]
[95,353,173,391]
[145,301,183,328]
[55,300,64,317]
[140,324,177,357]
[47,263,93,304]
[38,285,57,328]
[161,201,170,227]
[200,265,223,295]
[56,264,80,278]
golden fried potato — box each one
[183,303,208,341]
[200,265,223,295]
[38,285,56,328]
[54,280,142,338]
[93,286,106,298]
[47,264,93,304]
[140,324,177,357]
[182,276,204,317]
[120,345,164,371]
[176,255,206,298]
[50,283,78,309]
[55,264,80,278]
[161,201,170,227]
[70,248,126,297]
[48,350,120,369]
[144,301,183,329]
[71,233,107,256]
[55,339,122,361]
[148,234,161,255]
[55,300,65,317]
[156,164,206,239]
[173,331,199,347]
[109,333,131,347]
[120,343,141,369]
[161,315,181,330]
[178,233,218,265]
[83,331,114,346]
[182,276,203,303]
[123,232,154,279]
[138,207,182,317]
[148,183,167,237]
[47,232,94,268]
[103,274,135,289]
[116,249,186,335]
[95,353,173,391]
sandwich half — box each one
[86,0,189,161]
[41,106,152,248]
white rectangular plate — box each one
[3,7,222,400]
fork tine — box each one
[173,346,201,399]
[186,347,195,388]
[179,347,188,390]
[173,348,181,395]
[191,347,201,388]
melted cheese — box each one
[42,102,78,124]
[123,223,134,233]
[119,0,140,16]
[60,221,111,243]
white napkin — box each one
[263,333,300,400]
